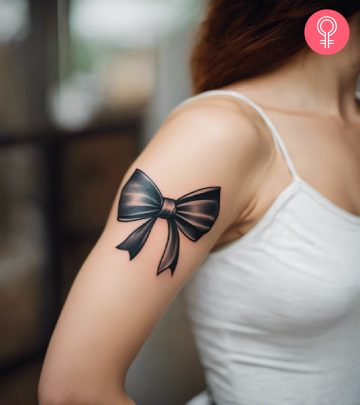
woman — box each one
[38,1,360,404]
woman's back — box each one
[181,89,360,405]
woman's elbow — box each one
[38,375,133,405]
[38,381,77,405]
[38,378,88,405]
[38,390,134,405]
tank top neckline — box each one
[175,88,360,229]
[208,173,360,259]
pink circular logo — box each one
[304,9,350,55]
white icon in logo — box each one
[317,16,337,48]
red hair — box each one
[190,0,360,94]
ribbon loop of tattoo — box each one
[116,169,221,276]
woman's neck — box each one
[229,13,360,120]
[263,50,358,117]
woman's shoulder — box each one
[155,91,274,172]
[166,91,262,136]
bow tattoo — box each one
[116,169,221,276]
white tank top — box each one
[179,90,360,405]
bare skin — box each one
[38,12,360,405]
[213,12,360,252]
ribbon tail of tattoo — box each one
[116,217,157,259]
[157,219,180,276]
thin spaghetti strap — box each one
[175,89,298,179]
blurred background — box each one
[0,0,207,404]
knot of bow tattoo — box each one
[116,169,221,276]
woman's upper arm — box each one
[38,100,268,404]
